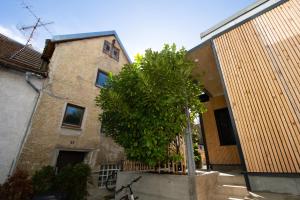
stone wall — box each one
[17,35,129,174]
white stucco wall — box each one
[0,66,43,183]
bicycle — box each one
[105,170,118,192]
[115,176,142,200]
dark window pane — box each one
[103,40,111,54]
[103,40,120,62]
[96,71,108,87]
[214,108,236,146]
[112,47,119,61]
[62,104,85,127]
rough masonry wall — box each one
[17,36,129,173]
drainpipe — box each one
[8,72,42,176]
[198,114,210,171]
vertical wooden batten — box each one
[211,40,251,190]
[213,0,300,175]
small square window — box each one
[103,40,120,62]
[103,40,111,54]
[62,104,85,128]
[112,47,120,61]
[96,70,108,87]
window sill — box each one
[95,84,105,88]
[61,124,82,131]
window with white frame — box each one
[98,164,121,188]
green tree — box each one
[96,44,205,166]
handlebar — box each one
[132,176,142,183]
[116,176,142,194]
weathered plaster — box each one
[0,67,43,183]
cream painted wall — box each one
[0,67,43,183]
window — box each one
[103,40,111,54]
[111,47,120,61]
[98,164,121,188]
[214,108,236,146]
[62,104,85,128]
[102,40,120,61]
[96,70,108,87]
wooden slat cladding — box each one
[213,0,300,173]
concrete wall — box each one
[115,171,219,200]
[116,172,191,200]
[249,175,300,195]
[0,67,43,183]
[17,36,129,174]
[202,95,240,165]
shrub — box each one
[0,169,33,200]
[96,44,205,166]
[32,166,55,195]
[54,163,91,200]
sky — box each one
[1,0,256,60]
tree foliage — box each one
[96,44,205,166]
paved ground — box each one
[87,187,114,200]
[87,187,300,200]
[249,192,300,200]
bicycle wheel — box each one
[105,171,118,191]
[119,195,129,200]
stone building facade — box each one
[17,31,130,174]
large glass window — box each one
[214,108,236,146]
[62,104,85,128]
[96,70,108,87]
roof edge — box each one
[46,30,131,63]
[187,40,211,54]
[200,0,284,40]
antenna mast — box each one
[10,1,54,59]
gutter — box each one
[25,72,42,92]
[200,0,269,38]
[9,72,43,176]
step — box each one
[213,194,246,200]
[215,185,248,197]
[217,173,246,186]
[213,195,263,200]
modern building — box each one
[0,33,47,183]
[16,31,131,187]
[188,0,300,195]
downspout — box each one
[8,72,42,175]
[198,114,210,170]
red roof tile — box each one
[0,33,46,75]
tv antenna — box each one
[10,1,54,59]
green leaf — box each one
[95,43,205,166]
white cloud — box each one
[0,25,43,52]
[0,25,27,44]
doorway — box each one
[56,150,86,172]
